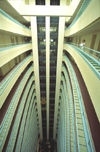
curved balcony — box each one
[65,0,100,36]
[20,94,37,152]
[6,81,36,152]
[63,43,100,122]
[0,55,33,109]
[16,95,37,152]
[15,95,37,152]
[0,43,32,67]
[0,66,33,151]
[62,55,94,152]
[0,9,31,36]
[69,44,100,79]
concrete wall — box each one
[0,31,28,48]
[0,31,30,77]
[72,30,100,51]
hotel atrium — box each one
[0,0,100,151]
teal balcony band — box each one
[57,79,71,152]
[0,55,33,109]
[21,103,38,152]
[60,78,75,152]
[0,42,31,52]
[16,94,38,152]
[67,44,100,80]
[69,43,100,60]
[0,66,33,151]
[21,101,38,152]
[66,0,91,30]
[66,42,100,57]
[0,55,32,96]
[62,70,76,152]
[19,94,37,152]
[0,9,30,30]
[62,84,70,152]
[84,46,100,60]
[6,77,35,152]
[63,54,94,152]
[16,99,36,151]
[61,71,77,152]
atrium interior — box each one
[0,0,100,152]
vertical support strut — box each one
[53,17,65,139]
[31,16,43,140]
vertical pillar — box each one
[31,16,43,139]
[53,17,65,139]
[46,0,50,140]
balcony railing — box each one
[66,42,100,61]
[64,42,100,80]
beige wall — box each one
[0,54,26,76]
[0,30,31,77]
[72,30,100,51]
[0,31,27,48]
[94,31,100,51]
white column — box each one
[60,0,67,5]
[29,0,35,4]
[53,17,65,139]
[46,0,50,140]
[31,16,43,139]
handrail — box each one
[66,0,91,30]
[61,71,80,152]
[20,92,36,152]
[20,102,37,151]
[0,55,32,95]
[63,55,95,152]
[85,46,100,55]
[61,68,77,152]
[64,43,100,80]
[67,42,100,61]
[0,42,31,51]
[16,93,37,152]
[6,82,36,152]
[0,66,33,150]
[0,8,30,30]
[57,86,66,152]
[61,78,72,151]
[0,67,33,129]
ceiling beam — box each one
[16,5,72,17]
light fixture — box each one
[50,39,53,42]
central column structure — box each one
[31,16,43,140]
[53,16,65,139]
[46,0,50,140]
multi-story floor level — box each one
[0,0,100,152]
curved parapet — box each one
[63,44,100,122]
[65,0,100,36]
[0,66,33,151]
[0,56,33,109]
[6,80,36,152]
[57,55,95,152]
[0,43,32,67]
[0,9,31,37]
